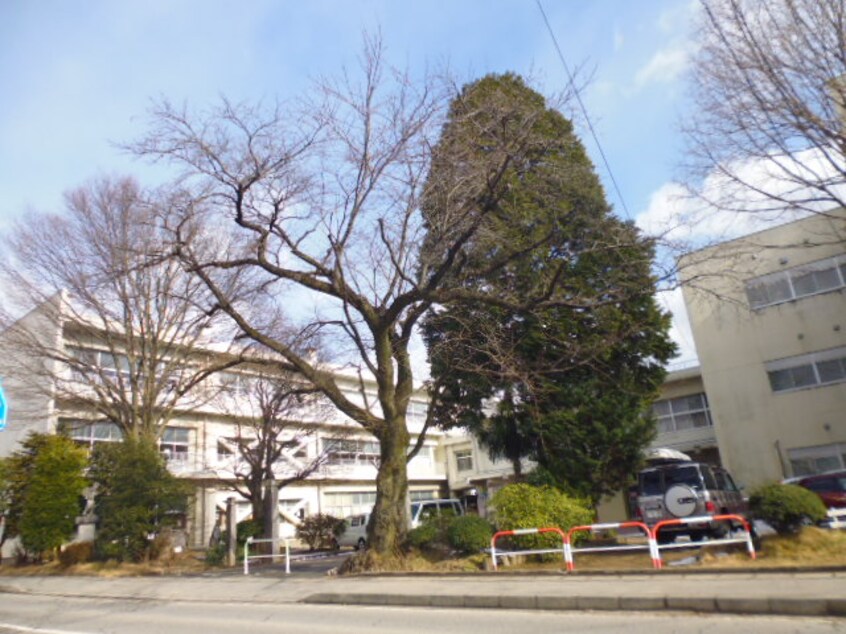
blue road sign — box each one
[0,383,7,430]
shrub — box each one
[16,435,88,561]
[58,541,94,566]
[407,520,441,549]
[89,437,190,562]
[205,542,227,566]
[491,483,593,551]
[296,513,345,550]
[749,483,827,534]
[237,518,263,548]
[446,515,493,554]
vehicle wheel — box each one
[689,531,705,542]
[657,532,675,545]
[356,537,367,551]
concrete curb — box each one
[302,592,846,618]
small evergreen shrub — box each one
[491,483,593,551]
[446,515,493,554]
[58,541,94,566]
[296,513,345,550]
[407,520,441,549]
[205,542,227,566]
[237,518,263,548]
[749,483,827,534]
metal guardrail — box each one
[489,527,567,571]
[566,521,658,571]
[488,514,757,573]
[243,536,291,575]
[652,513,756,569]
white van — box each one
[338,499,466,549]
[410,499,464,529]
[338,513,369,550]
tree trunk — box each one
[367,418,410,555]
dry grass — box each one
[0,551,208,577]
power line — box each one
[535,0,632,220]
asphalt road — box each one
[0,594,842,634]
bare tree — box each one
[130,38,648,556]
[215,368,335,528]
[0,176,242,441]
[684,0,846,242]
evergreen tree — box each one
[1,433,87,561]
[89,437,189,562]
[18,436,88,559]
[422,74,675,504]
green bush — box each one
[446,515,493,554]
[89,437,190,562]
[296,513,345,550]
[749,483,827,534]
[58,541,94,566]
[205,542,227,566]
[236,518,263,548]
[491,483,593,551]
[407,520,441,549]
[16,435,88,561]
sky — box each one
[0,0,702,364]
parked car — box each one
[632,460,747,543]
[410,499,464,528]
[338,513,369,550]
[790,471,846,509]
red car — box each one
[792,471,846,508]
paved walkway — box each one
[1,570,845,618]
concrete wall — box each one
[680,210,846,489]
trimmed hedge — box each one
[491,483,593,551]
[749,482,827,534]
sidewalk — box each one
[1,570,845,618]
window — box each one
[766,346,846,393]
[651,393,712,434]
[406,401,428,424]
[160,427,190,462]
[323,438,380,466]
[323,491,376,517]
[454,449,473,472]
[64,420,124,448]
[745,254,846,309]
[789,443,846,476]
[409,490,438,502]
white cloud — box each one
[634,44,691,88]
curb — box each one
[341,565,846,578]
[302,592,846,618]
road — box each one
[0,594,842,634]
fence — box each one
[489,527,567,571]
[566,521,658,571]
[488,514,757,572]
[243,536,291,575]
[651,514,756,569]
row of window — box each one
[322,489,438,518]
[651,392,713,434]
[788,442,846,477]
[63,421,191,461]
[745,254,846,309]
[766,346,846,393]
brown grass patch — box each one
[0,551,208,577]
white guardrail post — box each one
[244,536,253,575]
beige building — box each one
[0,299,448,553]
[680,209,846,489]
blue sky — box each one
[0,0,701,361]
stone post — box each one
[226,496,237,567]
